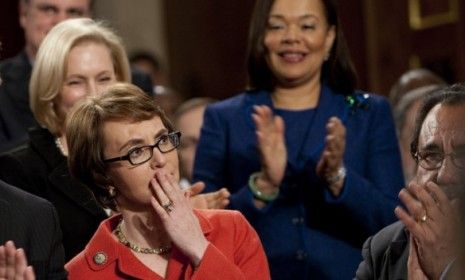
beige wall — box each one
[93,0,169,70]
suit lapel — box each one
[383,227,409,279]
[297,85,348,170]
[242,90,273,130]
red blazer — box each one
[66,209,270,279]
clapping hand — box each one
[0,241,35,280]
[186,182,230,209]
[316,117,346,196]
[252,105,286,191]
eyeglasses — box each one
[104,131,181,166]
[413,150,465,170]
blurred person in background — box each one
[0,0,92,152]
[174,97,215,186]
[193,0,404,278]
[0,0,152,153]
[174,97,230,209]
[389,68,446,107]
[130,51,184,119]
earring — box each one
[324,52,330,61]
[108,186,117,198]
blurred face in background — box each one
[20,0,91,59]
[176,105,206,182]
[264,0,335,87]
[54,41,116,125]
[400,99,423,182]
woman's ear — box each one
[324,26,336,59]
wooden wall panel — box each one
[363,0,465,95]
[165,1,255,99]
[2,0,465,99]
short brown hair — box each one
[246,0,357,94]
[66,83,173,210]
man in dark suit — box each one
[355,84,465,279]
[0,0,92,152]
[0,0,152,153]
[0,179,66,279]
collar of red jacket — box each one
[83,210,213,277]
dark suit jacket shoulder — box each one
[0,180,67,279]
[0,53,153,153]
[0,127,107,261]
[355,221,409,280]
[0,52,36,153]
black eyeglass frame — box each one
[103,131,181,166]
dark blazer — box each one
[0,179,67,279]
[0,127,108,261]
[0,51,153,153]
[193,85,405,279]
[0,52,37,152]
[355,221,409,280]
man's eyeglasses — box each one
[413,150,465,170]
[104,131,181,166]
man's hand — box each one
[395,181,458,279]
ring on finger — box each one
[420,213,427,223]
[162,201,174,213]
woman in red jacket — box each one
[64,83,270,280]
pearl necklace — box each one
[113,220,171,255]
[54,137,67,156]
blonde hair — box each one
[30,18,131,135]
